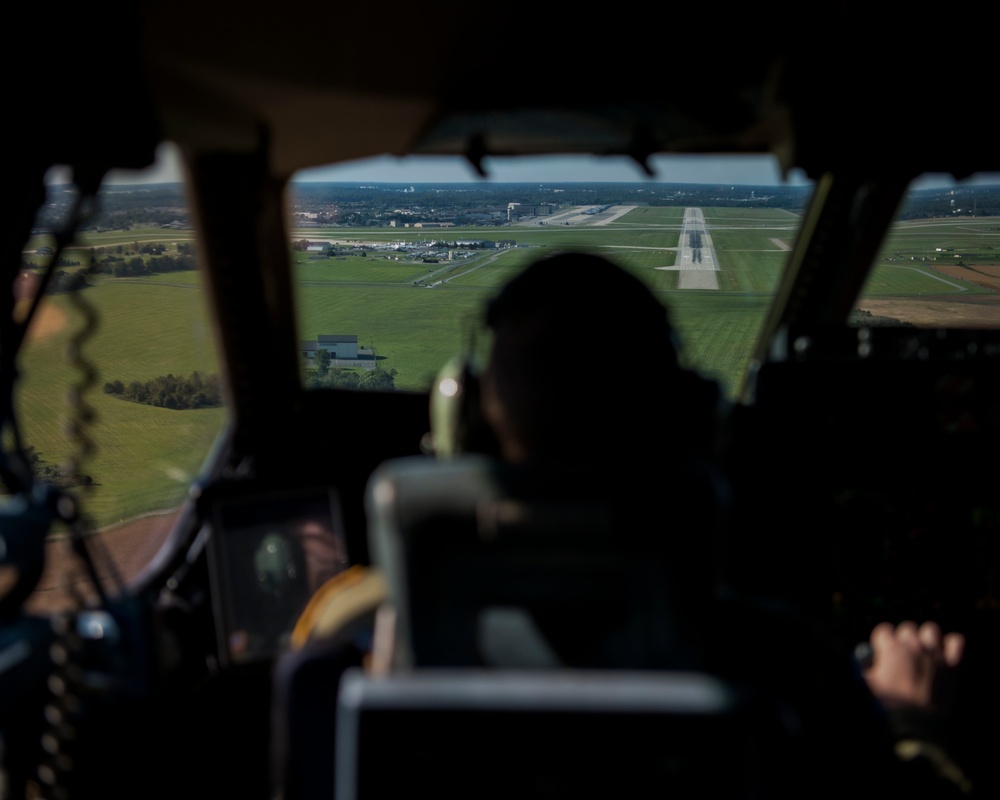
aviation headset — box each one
[425,353,496,459]
[422,251,720,461]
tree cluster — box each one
[94,251,198,278]
[850,309,914,327]
[306,366,398,392]
[24,268,92,294]
[897,185,1000,219]
[37,184,191,232]
[103,371,223,409]
[20,446,92,488]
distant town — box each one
[35,181,1000,233]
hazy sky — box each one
[292,153,813,185]
[84,142,812,186]
[54,141,995,189]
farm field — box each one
[858,216,1000,325]
[17,277,223,531]
[16,206,999,535]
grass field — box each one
[18,279,223,528]
[863,217,1000,296]
[16,207,998,530]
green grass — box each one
[291,207,810,397]
[18,210,998,529]
[115,272,204,286]
[440,248,537,289]
[704,208,801,223]
[17,276,223,528]
[297,284,489,389]
[79,229,199,248]
[663,293,773,395]
[609,206,686,225]
[861,263,991,296]
[874,218,1000,265]
[292,253,431,283]
[862,217,1000,298]
[24,230,198,254]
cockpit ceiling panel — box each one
[18,2,996,181]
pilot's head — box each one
[480,251,684,464]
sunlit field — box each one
[863,217,1000,297]
[17,278,223,529]
[289,206,810,396]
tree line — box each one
[37,183,190,232]
[26,252,197,292]
[33,181,1000,236]
[103,364,396,405]
[103,372,222,410]
[25,243,198,293]
[93,250,198,278]
[18,446,92,488]
[897,185,1000,219]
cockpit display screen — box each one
[207,487,348,665]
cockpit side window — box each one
[15,144,225,613]
[854,172,1000,330]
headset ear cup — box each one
[428,357,498,458]
[459,363,497,456]
[428,356,472,458]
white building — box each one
[300,334,359,361]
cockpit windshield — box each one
[289,153,817,402]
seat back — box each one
[365,453,730,671]
[335,667,789,800]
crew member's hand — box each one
[862,620,965,714]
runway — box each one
[655,208,720,289]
